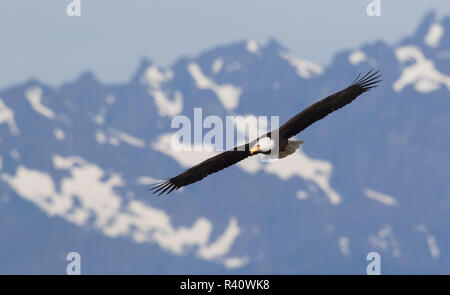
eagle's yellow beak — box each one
[250,144,260,155]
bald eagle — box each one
[150,70,381,195]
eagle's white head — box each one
[250,137,275,155]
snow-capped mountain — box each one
[1,11,449,274]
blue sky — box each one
[1,0,450,88]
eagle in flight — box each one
[149,70,382,195]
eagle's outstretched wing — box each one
[278,70,382,139]
[149,143,253,195]
[150,70,381,195]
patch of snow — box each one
[296,190,308,200]
[212,58,224,74]
[364,188,398,206]
[25,87,55,119]
[368,225,401,258]
[393,46,450,93]
[189,63,214,88]
[95,129,146,148]
[223,256,249,270]
[264,151,341,205]
[150,90,183,117]
[151,217,212,254]
[94,107,107,125]
[135,176,159,185]
[338,236,351,256]
[95,131,107,144]
[426,235,440,260]
[141,66,182,117]
[424,23,444,48]
[10,149,20,161]
[106,94,115,105]
[1,166,74,217]
[108,136,120,146]
[246,40,260,54]
[280,52,323,79]
[237,157,262,174]
[413,224,440,260]
[109,128,146,148]
[53,155,86,170]
[188,63,242,110]
[348,50,367,65]
[0,98,20,135]
[198,218,240,260]
[141,65,174,89]
[54,128,66,140]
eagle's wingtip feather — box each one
[352,69,382,92]
[148,179,177,196]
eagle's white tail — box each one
[279,140,304,159]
